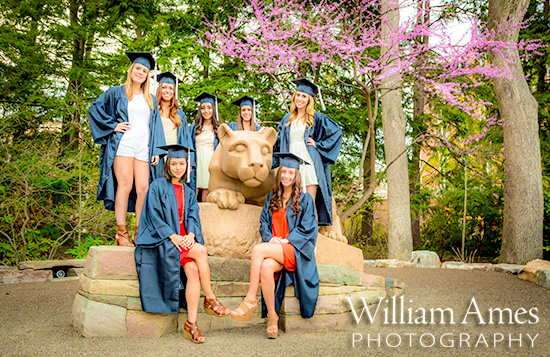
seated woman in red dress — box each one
[134,144,230,344]
[230,153,319,339]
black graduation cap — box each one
[158,144,194,159]
[232,95,259,108]
[157,71,183,86]
[194,92,223,106]
[125,51,156,71]
[274,152,310,170]
[292,78,326,111]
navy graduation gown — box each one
[227,122,262,131]
[88,85,166,211]
[259,192,319,319]
[134,178,204,314]
[188,123,219,192]
[274,112,342,226]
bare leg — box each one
[133,159,150,227]
[185,243,215,299]
[260,258,284,315]
[113,156,135,225]
[244,243,284,301]
[183,262,201,323]
[306,184,318,202]
[201,188,209,202]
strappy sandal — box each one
[203,297,230,317]
[267,313,279,339]
[230,298,259,322]
[183,320,205,344]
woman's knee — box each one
[185,262,200,280]
[192,243,208,260]
[135,182,149,197]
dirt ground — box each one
[1,267,549,357]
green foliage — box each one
[65,236,113,259]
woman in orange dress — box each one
[230,153,319,339]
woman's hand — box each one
[151,155,160,166]
[181,233,195,250]
[169,234,185,252]
[307,137,316,147]
[258,127,265,134]
[269,236,283,244]
[114,122,131,133]
[279,238,289,244]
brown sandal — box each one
[230,298,259,322]
[267,313,279,339]
[203,297,230,317]
[183,320,205,344]
[115,225,134,247]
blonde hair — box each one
[156,83,181,129]
[287,91,315,128]
[124,63,154,110]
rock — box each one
[71,293,127,337]
[78,290,129,309]
[82,246,137,280]
[493,264,523,275]
[315,234,364,272]
[0,269,53,284]
[363,260,377,269]
[199,203,262,260]
[535,270,550,289]
[208,256,252,282]
[376,259,416,268]
[77,274,139,297]
[519,259,550,282]
[441,262,494,271]
[281,289,383,315]
[410,250,441,268]
[441,261,465,269]
[360,273,385,287]
[317,264,361,285]
[68,267,84,277]
[18,259,85,270]
[126,310,177,337]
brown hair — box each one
[156,83,181,129]
[123,63,154,110]
[287,91,315,128]
[237,106,257,131]
[163,157,188,183]
[194,102,220,135]
[268,167,302,216]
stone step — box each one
[18,259,85,270]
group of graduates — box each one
[88,52,343,342]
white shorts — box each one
[116,139,149,162]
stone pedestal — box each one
[71,246,388,337]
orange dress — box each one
[272,207,296,271]
[174,184,195,266]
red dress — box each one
[173,184,194,266]
[272,207,296,271]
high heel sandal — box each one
[203,297,230,317]
[115,225,134,247]
[230,298,259,322]
[183,320,205,344]
[267,313,279,339]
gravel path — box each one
[1,268,549,356]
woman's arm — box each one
[311,113,343,165]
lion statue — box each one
[206,124,278,209]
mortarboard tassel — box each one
[175,75,179,102]
[318,85,326,111]
[187,149,191,183]
[215,96,219,122]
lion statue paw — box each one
[206,188,246,210]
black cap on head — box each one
[291,78,319,97]
[232,95,259,108]
[194,92,223,106]
[274,152,309,170]
[157,71,182,86]
[125,51,156,71]
[158,144,194,159]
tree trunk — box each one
[488,0,543,264]
[361,87,377,241]
[380,0,413,260]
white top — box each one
[161,116,178,145]
[289,119,318,186]
[119,93,150,147]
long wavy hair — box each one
[195,102,220,135]
[163,157,188,183]
[156,83,181,129]
[287,91,315,129]
[269,167,302,216]
[124,63,154,110]
[237,106,258,131]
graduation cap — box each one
[125,51,156,71]
[292,78,326,111]
[274,152,310,170]
[157,71,183,100]
[232,95,259,123]
[194,92,224,121]
[158,144,194,183]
